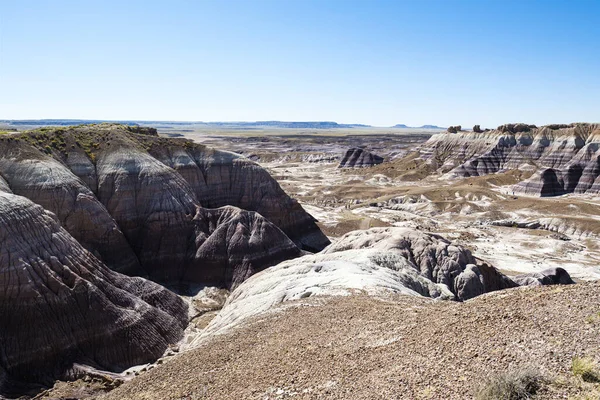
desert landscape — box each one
[186,123,600,280]
[0,121,598,399]
[2,0,599,399]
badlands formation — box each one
[338,148,384,168]
[0,124,324,396]
[216,123,600,280]
[422,123,600,196]
[0,122,599,399]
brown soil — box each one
[34,375,122,399]
[98,282,600,400]
[357,151,436,181]
[317,218,391,238]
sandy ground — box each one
[95,283,600,400]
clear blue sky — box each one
[1,0,599,127]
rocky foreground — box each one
[195,227,572,345]
[96,282,600,400]
[33,226,582,399]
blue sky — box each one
[1,0,599,127]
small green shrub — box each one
[572,357,600,383]
[476,367,544,400]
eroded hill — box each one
[0,124,331,396]
[416,123,600,196]
[0,124,329,281]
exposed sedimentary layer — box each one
[0,192,188,396]
[188,206,302,289]
[0,124,331,396]
[338,147,384,168]
[149,141,329,251]
[321,227,518,300]
[0,124,328,286]
[416,123,600,196]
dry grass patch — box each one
[572,357,600,383]
[475,367,545,400]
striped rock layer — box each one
[417,123,600,196]
[0,192,188,395]
[0,124,329,395]
[338,147,384,168]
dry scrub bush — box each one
[475,367,544,400]
[572,357,600,383]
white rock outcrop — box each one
[190,227,521,343]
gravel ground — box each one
[50,282,600,399]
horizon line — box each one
[0,118,449,128]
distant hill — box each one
[1,119,147,127]
[207,121,372,129]
[391,124,445,129]
[0,119,372,130]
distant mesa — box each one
[238,121,372,129]
[338,147,384,168]
[2,119,456,130]
[2,119,145,126]
[392,124,445,129]
[419,124,445,129]
[1,119,372,130]
[197,121,372,129]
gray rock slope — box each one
[0,124,325,287]
[196,227,572,340]
[321,227,518,301]
[416,123,600,196]
[0,191,188,396]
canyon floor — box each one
[190,128,600,281]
